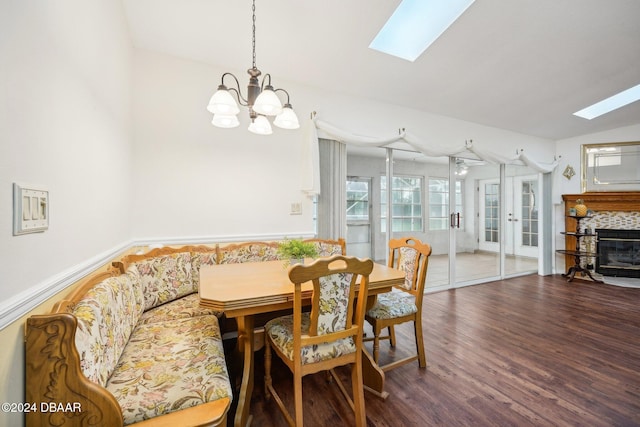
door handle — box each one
[450,213,461,228]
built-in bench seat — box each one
[24,239,345,426]
[25,246,231,427]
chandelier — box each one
[206,0,299,135]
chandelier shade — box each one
[273,104,300,129]
[252,86,283,116]
[248,115,273,135]
[212,114,240,128]
[207,0,298,134]
[207,86,240,115]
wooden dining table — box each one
[199,258,405,427]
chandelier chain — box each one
[251,0,256,69]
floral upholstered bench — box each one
[25,246,232,427]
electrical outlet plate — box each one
[13,183,49,235]
[290,202,302,215]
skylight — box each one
[573,83,640,120]
[369,0,476,62]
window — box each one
[484,183,499,243]
[381,176,423,232]
[346,179,369,221]
[428,178,463,230]
[521,180,538,247]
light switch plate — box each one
[13,183,49,235]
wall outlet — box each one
[290,202,302,215]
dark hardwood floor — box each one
[230,274,640,426]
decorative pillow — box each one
[73,273,143,386]
[133,252,194,311]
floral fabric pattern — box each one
[106,315,232,425]
[317,273,352,334]
[137,292,223,324]
[266,272,356,364]
[133,252,195,311]
[190,250,217,288]
[266,313,356,365]
[218,243,280,264]
[366,288,417,320]
[73,272,144,386]
[398,247,418,290]
[312,242,343,257]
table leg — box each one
[361,347,389,400]
[361,293,389,399]
[235,315,255,427]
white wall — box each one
[0,1,133,425]
[131,50,557,245]
[131,51,312,241]
[0,0,133,305]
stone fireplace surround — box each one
[562,192,640,278]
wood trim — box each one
[561,192,640,274]
[562,192,640,213]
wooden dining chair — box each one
[264,255,373,427]
[365,237,432,371]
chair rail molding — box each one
[0,240,133,331]
[1,232,317,331]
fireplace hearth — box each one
[596,229,640,278]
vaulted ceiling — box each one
[123,0,640,140]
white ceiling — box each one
[122,0,640,140]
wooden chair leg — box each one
[264,339,272,400]
[294,370,304,427]
[414,318,426,368]
[388,325,396,347]
[372,324,381,363]
[351,361,366,427]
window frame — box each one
[380,175,424,233]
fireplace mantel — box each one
[561,192,640,278]
[562,192,640,213]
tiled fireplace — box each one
[596,228,640,278]
[562,192,640,279]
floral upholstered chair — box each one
[264,255,373,427]
[365,237,432,370]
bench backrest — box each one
[54,267,144,387]
[118,247,197,311]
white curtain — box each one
[316,138,347,240]
[301,117,559,197]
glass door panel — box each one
[505,165,540,276]
[346,177,372,259]
[455,158,501,285]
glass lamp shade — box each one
[212,114,240,128]
[207,87,240,115]
[248,115,273,135]
[273,105,300,129]
[252,86,282,116]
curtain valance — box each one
[302,117,558,196]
